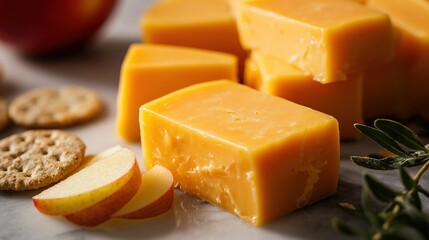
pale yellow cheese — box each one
[236,0,397,83]
[245,52,363,140]
[140,80,339,226]
[116,44,237,142]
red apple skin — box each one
[64,161,142,227]
[0,0,117,55]
[115,185,174,219]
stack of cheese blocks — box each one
[116,0,429,226]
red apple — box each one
[0,0,117,55]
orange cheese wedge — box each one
[236,0,397,83]
[116,43,238,142]
[245,52,363,140]
[140,80,340,226]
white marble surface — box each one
[0,1,427,239]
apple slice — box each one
[71,145,123,174]
[112,165,174,219]
[33,147,142,218]
[64,164,141,226]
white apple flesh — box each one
[113,165,174,219]
[64,161,142,226]
[32,147,142,216]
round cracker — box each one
[0,99,8,131]
[0,130,85,191]
[9,86,102,128]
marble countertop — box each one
[0,1,427,239]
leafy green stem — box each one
[334,119,429,239]
[415,158,429,183]
[372,159,429,239]
[374,204,402,240]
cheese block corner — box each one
[236,0,397,83]
[116,44,238,142]
[245,52,363,140]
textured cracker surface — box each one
[0,130,85,191]
[9,86,102,128]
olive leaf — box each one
[351,155,429,170]
[374,119,427,152]
[361,181,383,228]
[417,186,429,198]
[399,200,429,238]
[332,218,358,236]
[354,123,411,157]
[364,174,398,203]
[410,190,422,211]
[400,167,415,191]
[335,119,429,240]
[350,156,414,170]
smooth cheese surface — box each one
[245,52,363,140]
[141,0,247,75]
[368,0,429,42]
[117,44,237,142]
[368,0,429,64]
[236,0,396,83]
[368,0,429,117]
[140,80,340,226]
[228,0,242,16]
[144,0,232,25]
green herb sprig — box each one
[333,119,429,240]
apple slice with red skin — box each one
[65,161,141,226]
[33,147,142,219]
[112,165,174,219]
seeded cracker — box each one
[9,86,102,128]
[0,130,85,191]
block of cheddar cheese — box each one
[236,0,397,83]
[140,80,340,226]
[141,0,247,76]
[117,44,238,142]
[245,52,363,140]
[367,0,429,118]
